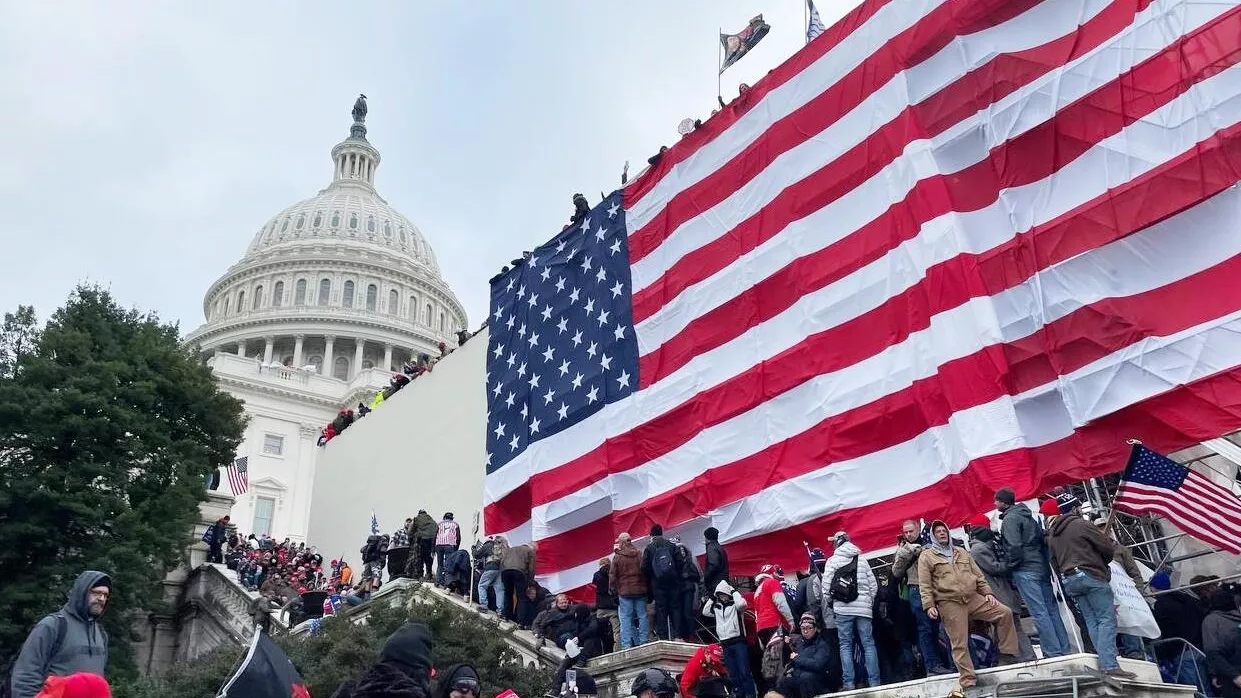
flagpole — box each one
[804,0,809,45]
[717,26,723,103]
[216,626,262,698]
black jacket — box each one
[593,568,618,610]
[1152,590,1208,654]
[998,503,1048,574]
[332,662,430,698]
[787,631,832,696]
[641,536,684,589]
[703,540,729,593]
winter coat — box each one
[1152,590,1207,652]
[10,571,111,698]
[501,544,535,578]
[331,661,430,698]
[753,575,795,631]
[891,540,924,586]
[1203,609,1241,686]
[534,605,576,639]
[609,544,647,598]
[1046,513,1114,582]
[998,503,1049,574]
[702,581,747,642]
[391,527,410,550]
[593,567,618,611]
[916,542,993,610]
[443,549,471,584]
[413,513,438,541]
[641,536,684,589]
[679,644,726,698]
[786,631,833,697]
[433,665,480,698]
[434,520,460,548]
[969,535,1020,612]
[819,541,877,619]
[703,540,729,593]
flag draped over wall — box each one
[485,0,1241,593]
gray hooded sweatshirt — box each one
[10,571,111,698]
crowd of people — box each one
[317,325,483,447]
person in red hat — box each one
[33,673,110,698]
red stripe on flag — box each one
[638,8,1241,385]
[630,0,1155,324]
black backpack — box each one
[651,544,679,583]
[829,556,860,603]
[0,614,70,698]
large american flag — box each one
[1114,445,1241,554]
[486,0,1241,593]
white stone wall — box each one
[307,329,488,562]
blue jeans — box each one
[1118,633,1144,658]
[722,640,756,698]
[1012,570,1071,657]
[618,596,649,648]
[837,615,881,688]
[908,586,950,671]
[1062,571,1120,670]
[477,568,504,611]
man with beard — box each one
[10,571,112,698]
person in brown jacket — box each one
[609,532,649,648]
[500,542,535,622]
[917,520,1019,692]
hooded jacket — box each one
[1046,512,1114,581]
[916,526,992,609]
[332,622,435,698]
[593,565,618,610]
[432,664,480,698]
[413,513,438,541]
[609,542,647,598]
[1203,606,1241,684]
[500,543,534,578]
[752,575,795,631]
[969,531,1020,612]
[703,539,729,594]
[701,581,747,642]
[818,541,877,619]
[11,571,111,698]
[998,503,1049,574]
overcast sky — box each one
[0,2,857,332]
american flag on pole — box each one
[370,511,380,536]
[1114,444,1241,554]
[486,0,1241,593]
[807,0,826,41]
[226,456,249,497]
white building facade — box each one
[185,99,467,542]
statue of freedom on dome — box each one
[352,94,368,123]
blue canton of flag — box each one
[1122,445,1190,489]
[486,191,639,474]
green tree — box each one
[114,590,554,698]
[0,286,247,683]
[0,304,37,378]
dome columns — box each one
[382,344,393,373]
[324,336,336,376]
[236,340,247,357]
[353,339,365,379]
[263,336,275,364]
[293,334,305,367]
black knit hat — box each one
[382,622,435,682]
[573,670,598,696]
[703,527,719,541]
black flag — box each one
[217,629,309,698]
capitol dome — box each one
[185,97,468,394]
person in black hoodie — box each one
[641,525,685,641]
[1204,584,1241,698]
[702,527,729,599]
[332,622,434,698]
[433,664,481,698]
[593,557,620,651]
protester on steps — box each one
[702,527,729,601]
[776,613,833,698]
[702,580,754,698]
[431,664,481,698]
[433,513,461,584]
[501,541,535,622]
[641,525,686,641]
[995,488,1071,658]
[412,510,438,579]
[820,531,880,690]
[611,532,649,649]
[891,519,952,676]
[10,571,112,698]
[966,514,1035,661]
[330,622,434,698]
[1203,583,1241,698]
[593,557,620,649]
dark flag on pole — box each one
[720,15,770,74]
[217,629,309,698]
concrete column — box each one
[382,344,393,372]
[263,336,274,364]
[293,334,305,367]
[236,340,246,357]
[353,338,365,378]
[324,336,335,376]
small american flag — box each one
[226,456,248,496]
[1114,444,1241,555]
[806,0,825,42]
[370,511,380,536]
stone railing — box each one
[183,563,290,652]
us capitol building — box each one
[184,96,467,542]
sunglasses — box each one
[452,679,481,696]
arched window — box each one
[317,279,331,306]
[333,356,350,380]
[384,221,392,237]
[398,227,407,243]
[349,214,358,230]
[388,290,399,315]
[308,355,323,373]
[236,291,245,312]
[331,211,341,227]
[295,214,305,230]
[272,281,284,307]
[253,285,263,310]
[313,212,322,228]
[342,281,355,307]
[439,313,445,332]
[281,218,290,232]
[367,216,376,233]
[294,279,307,305]
[365,284,377,311]
[424,303,433,325]
[409,295,417,321]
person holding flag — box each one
[215,629,309,698]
